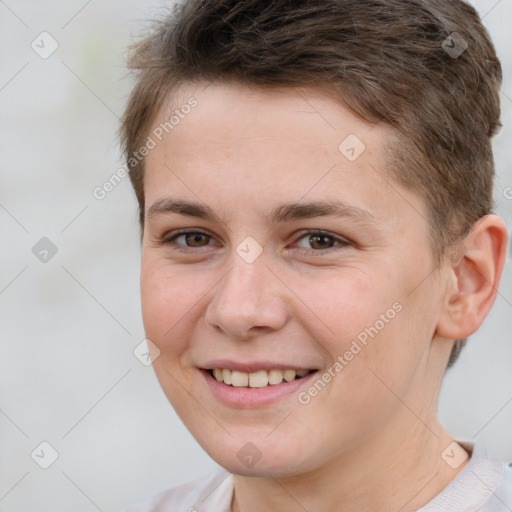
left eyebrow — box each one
[264,200,381,226]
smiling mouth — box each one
[207,368,316,388]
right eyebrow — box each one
[146,198,226,225]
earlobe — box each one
[436,214,509,340]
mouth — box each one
[199,361,320,407]
[206,368,316,388]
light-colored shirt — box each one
[125,442,512,512]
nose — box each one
[204,253,289,340]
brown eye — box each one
[182,232,210,247]
[295,230,350,252]
[162,230,214,250]
[309,234,336,250]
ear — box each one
[436,214,509,340]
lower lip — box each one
[200,369,319,408]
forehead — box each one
[156,81,383,151]
[144,81,427,230]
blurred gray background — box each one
[0,1,511,510]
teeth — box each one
[268,369,284,385]
[223,369,232,385]
[249,370,268,388]
[231,371,249,387]
[283,369,296,382]
[210,368,312,387]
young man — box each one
[122,0,511,510]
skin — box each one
[140,82,508,512]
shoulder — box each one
[419,442,512,512]
[468,444,512,512]
[124,468,233,512]
[483,459,512,512]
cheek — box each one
[298,267,420,397]
[140,259,200,353]
[297,269,396,351]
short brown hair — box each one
[120,0,502,368]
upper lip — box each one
[200,359,317,373]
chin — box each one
[216,454,306,478]
[197,434,316,478]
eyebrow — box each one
[146,198,379,226]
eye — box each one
[294,230,350,252]
[158,229,351,254]
[161,230,215,250]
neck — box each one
[231,417,468,512]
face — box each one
[140,82,450,477]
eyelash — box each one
[159,229,351,255]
